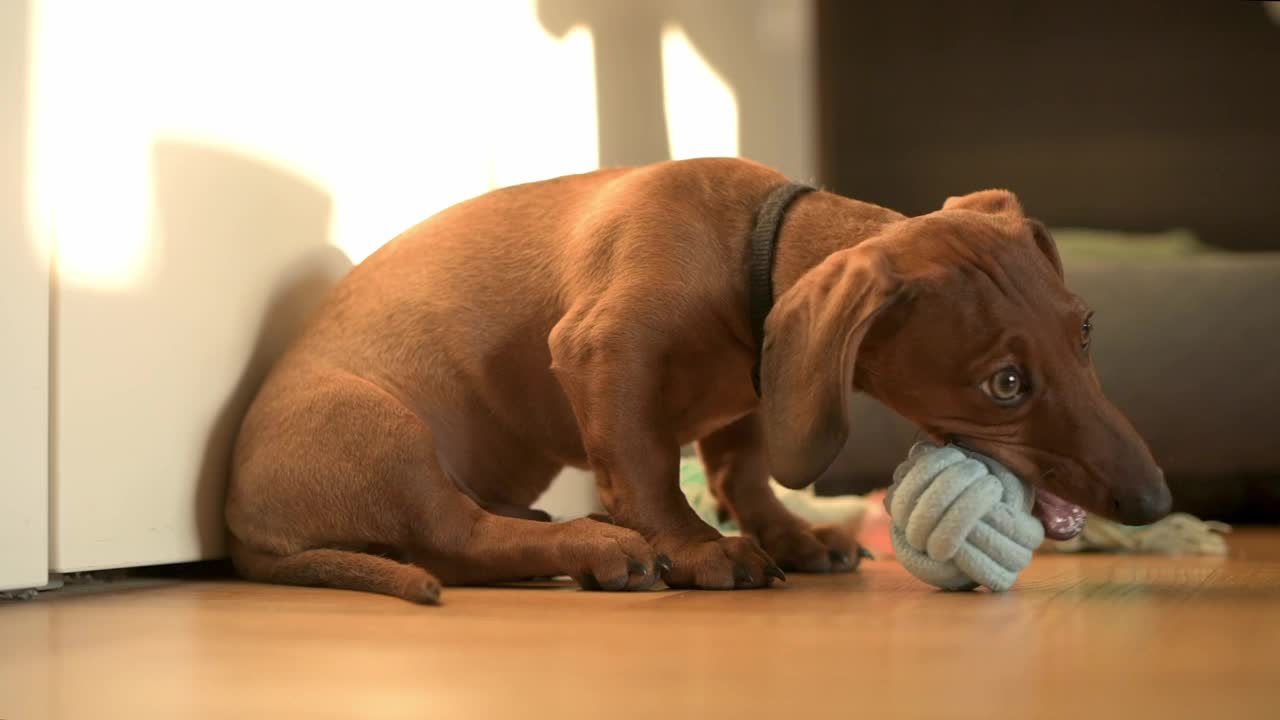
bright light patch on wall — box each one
[660,24,739,160]
[27,0,156,290]
[330,5,599,262]
[486,22,598,191]
[27,0,600,281]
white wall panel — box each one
[0,0,49,591]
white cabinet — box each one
[0,0,48,592]
[0,212,48,592]
[0,240,48,590]
[50,144,350,572]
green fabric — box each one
[1051,227,1208,263]
[679,459,739,533]
[681,450,1228,569]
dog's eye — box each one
[983,366,1028,405]
[1081,312,1094,351]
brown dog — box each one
[226,157,1171,603]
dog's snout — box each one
[1110,474,1172,526]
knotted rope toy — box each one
[885,442,1045,592]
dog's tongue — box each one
[1032,488,1087,541]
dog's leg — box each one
[550,319,780,590]
[422,513,662,591]
[697,412,861,573]
[230,370,661,601]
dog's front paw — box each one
[560,518,664,592]
[656,536,784,590]
[754,521,865,574]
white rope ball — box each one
[885,442,1045,592]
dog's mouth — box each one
[1032,487,1086,541]
[945,434,1086,541]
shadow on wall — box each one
[149,141,352,557]
[537,0,813,179]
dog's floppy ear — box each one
[943,189,1023,217]
[761,244,903,489]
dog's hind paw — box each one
[754,522,864,574]
[656,536,782,590]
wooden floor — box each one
[3,531,1279,720]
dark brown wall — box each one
[817,0,1280,250]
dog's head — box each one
[761,189,1170,538]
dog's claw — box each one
[765,564,787,583]
[656,554,673,575]
[579,571,602,591]
[626,558,646,576]
[829,550,851,568]
[600,575,630,591]
[732,564,755,587]
[857,546,876,561]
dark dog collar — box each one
[749,181,816,396]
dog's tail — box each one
[229,536,441,604]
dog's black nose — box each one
[1111,470,1172,526]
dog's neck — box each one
[771,190,904,298]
